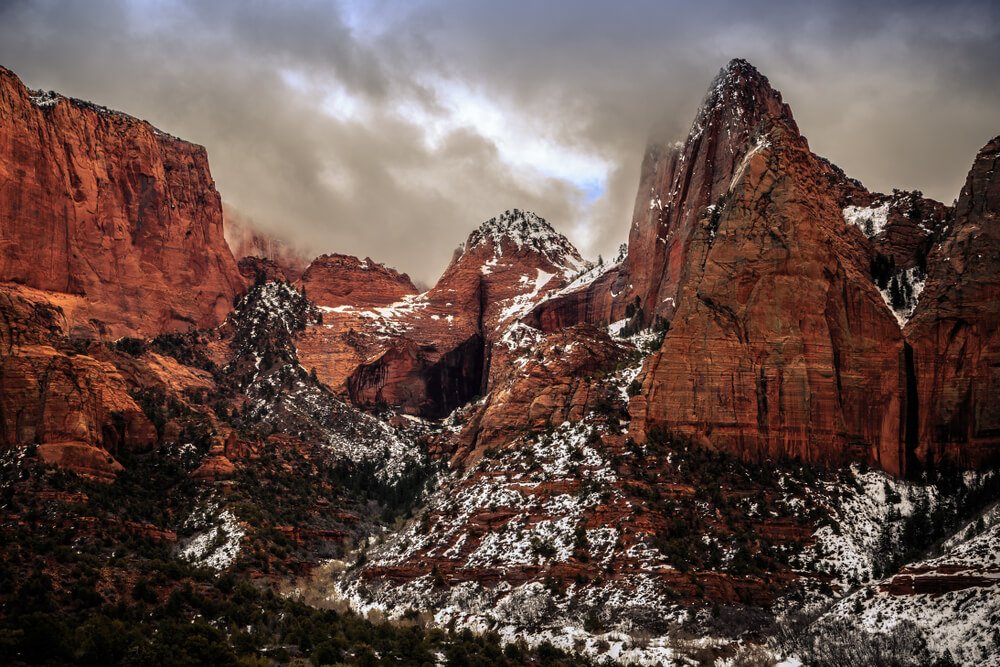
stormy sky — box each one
[2,1,998,283]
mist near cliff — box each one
[1,0,997,283]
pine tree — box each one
[889,275,906,310]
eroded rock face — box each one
[528,62,799,332]
[450,324,630,463]
[906,136,1000,471]
[626,61,908,474]
[299,254,417,308]
[0,306,158,483]
[622,60,798,326]
[0,66,243,338]
[527,266,623,332]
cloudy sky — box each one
[2,0,998,283]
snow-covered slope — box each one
[228,282,424,481]
[818,499,1000,666]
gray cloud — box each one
[1,0,998,282]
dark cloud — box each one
[1,0,997,282]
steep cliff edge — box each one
[625,60,908,474]
[0,66,243,338]
[906,136,1000,471]
[621,59,799,324]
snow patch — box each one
[843,203,891,238]
[179,507,245,571]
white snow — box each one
[877,267,926,327]
[28,90,60,109]
[729,134,771,192]
[179,507,245,571]
[843,202,891,238]
[464,209,589,275]
[822,498,1000,666]
[793,465,936,589]
[496,268,555,324]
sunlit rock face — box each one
[0,66,243,338]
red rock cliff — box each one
[0,66,243,338]
[299,254,417,308]
[627,60,907,474]
[906,136,1000,471]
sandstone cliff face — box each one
[299,254,417,308]
[527,265,622,332]
[528,61,820,333]
[620,59,798,326]
[0,67,243,338]
[626,61,909,474]
[906,136,1000,471]
[0,288,157,480]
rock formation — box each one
[906,136,1000,471]
[450,323,630,463]
[298,210,590,418]
[0,288,157,480]
[299,254,417,308]
[605,61,905,473]
[0,66,243,338]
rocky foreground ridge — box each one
[1,60,999,665]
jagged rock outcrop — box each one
[449,323,630,463]
[432,209,589,336]
[0,343,155,451]
[906,136,1000,471]
[35,441,125,483]
[622,60,800,325]
[0,66,243,338]
[0,290,157,480]
[626,60,909,474]
[530,60,805,333]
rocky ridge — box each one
[297,209,591,419]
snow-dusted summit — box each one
[462,209,589,275]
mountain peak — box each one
[464,209,587,273]
[723,57,761,76]
[711,58,771,96]
[688,58,794,143]
[468,209,553,244]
